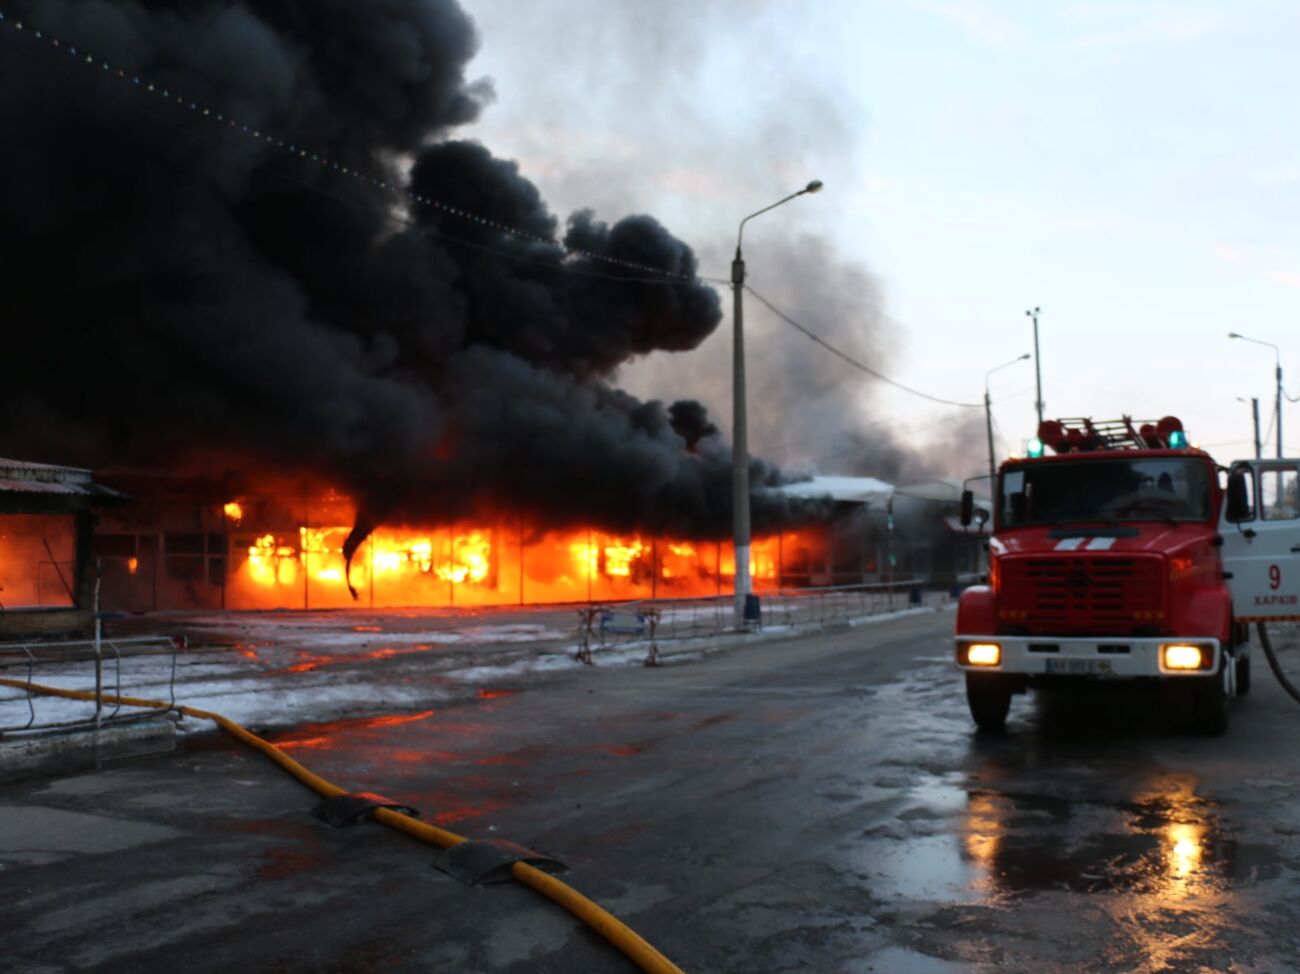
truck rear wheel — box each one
[965,672,1012,731]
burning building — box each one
[0,2,953,599]
[90,471,832,611]
[86,473,982,613]
[0,458,122,637]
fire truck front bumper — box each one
[954,635,1222,679]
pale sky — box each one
[458,0,1300,475]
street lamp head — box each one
[804,180,824,194]
[1018,353,1031,361]
[1228,332,1241,339]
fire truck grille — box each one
[1001,556,1164,635]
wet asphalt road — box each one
[6,611,1300,973]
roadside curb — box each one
[0,718,176,783]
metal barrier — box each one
[574,581,928,659]
[0,631,183,735]
[575,606,661,666]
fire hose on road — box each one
[0,676,685,974]
[1256,622,1300,705]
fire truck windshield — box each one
[999,457,1212,528]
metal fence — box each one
[575,580,931,657]
[0,632,182,735]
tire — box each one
[1237,652,1252,696]
[966,672,1012,731]
[1191,667,1229,736]
[1232,620,1252,696]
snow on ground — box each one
[0,600,947,737]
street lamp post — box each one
[985,354,1031,484]
[1236,396,1262,459]
[1026,307,1044,428]
[1228,332,1283,458]
[732,179,823,628]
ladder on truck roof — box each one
[1038,416,1185,453]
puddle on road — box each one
[855,832,985,902]
[855,771,1289,906]
[860,946,966,973]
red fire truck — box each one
[955,416,1300,734]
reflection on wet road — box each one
[172,612,1300,971]
[850,658,1300,972]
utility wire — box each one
[743,286,983,408]
[767,413,960,455]
[767,394,1029,458]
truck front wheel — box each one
[1236,652,1252,696]
[965,672,1012,731]
[1190,667,1229,736]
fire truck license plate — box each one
[1045,659,1113,675]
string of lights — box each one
[0,8,726,287]
[4,4,1029,404]
[260,155,721,287]
[743,285,983,408]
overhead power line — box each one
[743,286,982,408]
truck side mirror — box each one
[1225,469,1253,522]
[959,489,974,527]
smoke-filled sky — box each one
[459,0,1300,463]
[0,0,855,543]
[5,0,1297,551]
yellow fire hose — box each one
[0,677,684,974]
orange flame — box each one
[223,493,809,609]
[248,533,298,586]
[603,540,644,577]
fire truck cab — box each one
[954,416,1300,735]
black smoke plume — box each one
[0,0,826,582]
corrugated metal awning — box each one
[773,476,895,507]
[0,458,124,499]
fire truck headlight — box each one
[1161,643,1212,671]
[963,642,1002,667]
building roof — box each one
[0,458,124,499]
[773,475,896,507]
